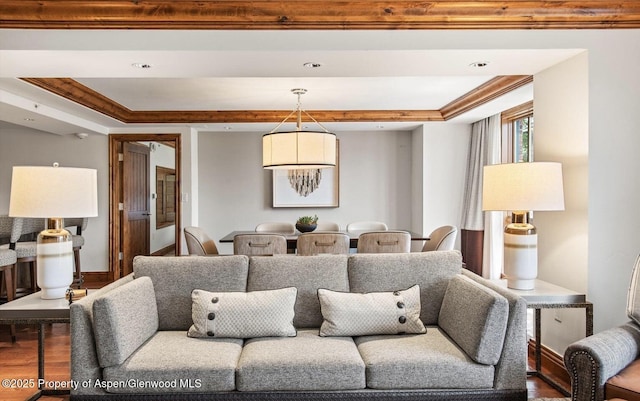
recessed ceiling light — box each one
[469,61,489,68]
[303,62,322,68]
[132,63,152,69]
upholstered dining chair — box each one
[356,231,411,253]
[422,225,458,252]
[0,238,17,340]
[184,226,220,255]
[297,232,350,256]
[255,222,296,235]
[346,221,388,232]
[315,221,340,231]
[0,217,42,295]
[64,217,88,288]
[233,234,287,256]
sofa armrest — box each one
[92,276,159,367]
[564,321,640,401]
[460,270,528,391]
[70,274,134,395]
[439,274,509,365]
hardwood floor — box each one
[0,323,566,401]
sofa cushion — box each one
[606,358,640,401]
[187,287,297,339]
[247,254,349,328]
[348,251,462,325]
[92,276,158,368]
[318,285,426,337]
[103,331,243,393]
[133,255,249,330]
[438,275,508,365]
[236,328,366,391]
[355,327,495,389]
[627,254,640,325]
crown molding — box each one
[21,76,531,124]
[2,1,640,30]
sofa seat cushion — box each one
[606,358,640,401]
[103,331,243,393]
[236,328,365,391]
[355,327,495,389]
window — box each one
[501,101,533,163]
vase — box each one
[296,223,317,233]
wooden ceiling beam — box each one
[2,1,640,30]
[22,75,532,124]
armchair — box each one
[564,254,640,401]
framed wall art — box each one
[272,141,339,208]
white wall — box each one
[147,141,176,253]
[197,130,415,254]
[422,122,471,250]
[534,52,589,353]
[0,123,109,271]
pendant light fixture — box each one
[263,88,337,170]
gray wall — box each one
[0,123,109,271]
[197,130,422,255]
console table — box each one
[0,291,73,400]
[493,278,593,396]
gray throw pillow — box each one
[318,285,426,337]
[628,254,640,325]
[188,287,297,339]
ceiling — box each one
[0,4,598,136]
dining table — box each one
[219,229,430,253]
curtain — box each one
[460,113,502,278]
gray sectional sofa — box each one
[70,250,528,400]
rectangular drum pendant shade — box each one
[263,131,336,169]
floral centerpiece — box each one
[296,215,318,233]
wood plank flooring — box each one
[0,323,566,401]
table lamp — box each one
[482,162,564,290]
[9,163,98,299]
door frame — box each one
[109,133,182,279]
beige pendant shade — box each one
[262,88,337,170]
[263,130,336,169]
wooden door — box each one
[121,142,150,276]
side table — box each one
[0,291,73,400]
[493,278,593,396]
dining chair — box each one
[255,222,296,235]
[422,225,458,252]
[346,221,388,232]
[233,234,288,256]
[297,232,350,256]
[315,221,340,231]
[64,217,88,288]
[184,226,220,255]
[0,230,17,340]
[0,216,42,295]
[356,231,411,253]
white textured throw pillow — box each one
[318,285,426,337]
[627,254,640,325]
[188,287,297,339]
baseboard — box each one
[82,271,112,288]
[528,339,571,392]
[151,244,176,256]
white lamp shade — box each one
[482,162,565,212]
[9,165,98,218]
[263,131,336,169]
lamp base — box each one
[37,218,73,300]
[504,213,538,290]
